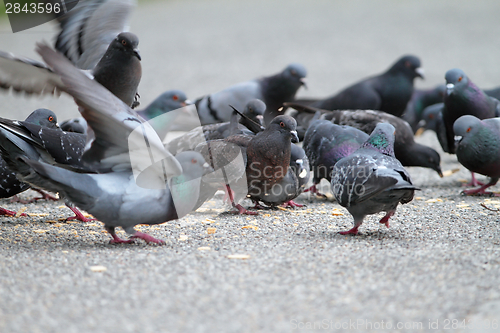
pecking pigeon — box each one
[331,123,417,235]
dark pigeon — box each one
[194,64,307,126]
[442,68,500,154]
[0,32,142,108]
[286,102,443,177]
[401,84,446,133]
[454,115,500,196]
[196,115,299,215]
[53,0,136,70]
[0,43,214,245]
[294,55,423,117]
[0,108,59,216]
[331,123,417,235]
[249,143,310,208]
[303,118,369,196]
[421,103,449,153]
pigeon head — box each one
[112,32,141,61]
[445,68,468,96]
[421,103,443,131]
[25,108,59,129]
[389,55,424,79]
[243,99,266,128]
[151,90,190,111]
[453,115,482,141]
[268,115,299,143]
[174,151,213,179]
[361,122,396,156]
[282,63,308,89]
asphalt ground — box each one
[1,1,500,332]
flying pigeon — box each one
[0,42,214,244]
[331,123,417,235]
[0,32,142,108]
[194,63,307,126]
[293,55,424,117]
[454,115,500,196]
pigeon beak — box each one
[55,122,60,129]
[181,100,193,107]
[290,130,299,143]
[446,83,454,95]
[300,78,308,89]
[415,67,425,79]
[133,48,141,61]
[256,115,264,125]
[202,162,214,174]
[437,167,444,178]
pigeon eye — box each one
[280,122,285,128]
[172,95,178,101]
[458,77,462,82]
[48,116,54,122]
[429,114,434,119]
[121,40,127,46]
[291,70,297,76]
[191,158,197,164]
[405,61,411,67]
[466,127,471,133]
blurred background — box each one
[1,0,500,121]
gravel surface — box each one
[1,1,500,332]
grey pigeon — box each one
[0,108,59,216]
[454,115,500,196]
[401,84,446,133]
[0,32,142,108]
[294,55,423,117]
[60,117,88,134]
[286,102,443,177]
[0,43,213,245]
[442,68,500,154]
[194,64,307,126]
[331,123,417,235]
[303,118,369,196]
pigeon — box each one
[0,108,60,216]
[303,118,369,196]
[454,115,500,196]
[196,115,299,215]
[442,68,500,154]
[286,102,443,177]
[249,143,310,208]
[52,0,137,70]
[401,84,446,133]
[60,117,88,134]
[194,63,307,126]
[294,55,423,117]
[421,103,450,153]
[331,123,417,235]
[0,32,142,108]
[0,42,215,245]
[136,90,191,121]
[166,100,265,156]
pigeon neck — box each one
[361,134,394,156]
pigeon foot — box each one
[379,211,394,228]
[339,226,359,235]
[282,200,305,208]
[0,207,26,217]
[66,205,97,222]
[231,203,259,215]
[130,231,166,245]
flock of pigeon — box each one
[0,0,499,244]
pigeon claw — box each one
[282,200,305,208]
[0,207,26,217]
[339,226,359,235]
[66,206,97,222]
[29,189,59,202]
[130,231,166,245]
[378,212,394,228]
[231,204,259,215]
